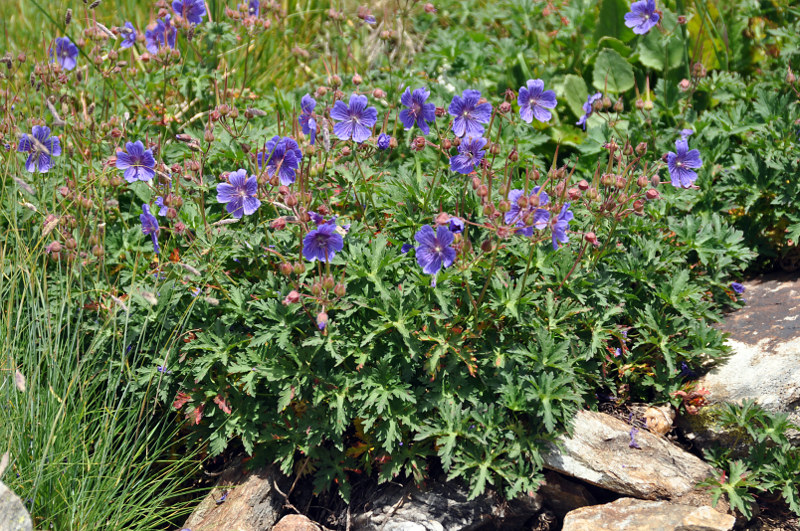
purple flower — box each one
[629,427,641,449]
[51,37,78,71]
[680,128,694,140]
[303,221,344,262]
[401,243,413,254]
[448,218,465,234]
[248,0,260,16]
[448,90,492,138]
[614,348,622,358]
[576,92,602,130]
[377,133,392,150]
[120,22,137,49]
[116,141,156,183]
[331,94,378,143]
[155,196,168,216]
[157,366,172,373]
[216,169,261,218]
[518,79,557,123]
[551,203,574,250]
[449,136,487,174]
[399,87,436,135]
[298,94,317,145]
[140,204,160,254]
[414,225,456,276]
[624,0,660,35]
[667,139,703,188]
[17,125,61,173]
[257,136,302,185]
[172,0,206,24]
[145,16,177,54]
[731,282,745,294]
[505,187,550,236]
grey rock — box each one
[0,481,32,531]
[272,514,323,531]
[699,274,800,432]
[183,466,282,531]
[542,411,725,510]
[562,497,735,531]
[352,481,539,531]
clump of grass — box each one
[0,226,204,530]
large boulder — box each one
[0,481,33,531]
[542,411,724,509]
[183,466,283,531]
[562,498,735,531]
[698,274,800,428]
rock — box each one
[643,406,675,436]
[542,411,725,509]
[183,466,283,531]
[352,480,540,531]
[272,514,322,531]
[698,274,800,433]
[0,481,33,531]
[537,471,596,516]
[562,498,735,531]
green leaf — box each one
[638,32,684,72]
[592,48,635,93]
[560,74,589,119]
[593,0,636,43]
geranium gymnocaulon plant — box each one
[3,2,721,503]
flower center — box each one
[434,245,442,252]
[676,161,683,167]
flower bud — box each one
[372,88,386,99]
[497,200,511,213]
[435,106,446,117]
[601,173,615,187]
[643,99,654,111]
[483,204,496,216]
[283,290,300,305]
[635,142,648,156]
[516,195,529,209]
[578,179,589,191]
[615,176,626,189]
[677,15,687,24]
[204,129,214,143]
[271,217,287,230]
[567,188,581,200]
[584,232,598,245]
[311,283,322,296]
[602,96,612,109]
[293,261,306,274]
[316,86,328,97]
[633,199,645,213]
[329,74,342,87]
[412,136,426,151]
[480,239,493,252]
[279,262,293,276]
[613,98,624,113]
[166,207,178,219]
[477,184,489,197]
[471,176,482,190]
[334,283,346,297]
[424,3,437,13]
[316,311,328,330]
[341,146,351,157]
[91,244,104,257]
[435,212,450,225]
[650,174,660,188]
[635,99,644,110]
[499,101,511,114]
[442,138,452,150]
[389,137,398,149]
[65,238,78,250]
[285,194,298,207]
[47,241,62,253]
[787,68,796,84]
[645,188,660,200]
[489,143,500,155]
[508,149,518,162]
[322,275,335,290]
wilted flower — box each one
[448,218,465,234]
[401,243,413,254]
[18,125,61,173]
[172,0,206,24]
[377,133,392,150]
[448,89,492,138]
[551,203,574,250]
[331,93,377,143]
[679,128,694,140]
[120,22,137,49]
[518,79,557,123]
[303,221,344,262]
[505,187,550,236]
[624,0,659,35]
[216,169,261,218]
[399,87,436,135]
[449,136,487,174]
[140,204,160,254]
[257,136,302,185]
[145,16,177,54]
[667,139,702,188]
[576,92,602,130]
[116,140,156,182]
[51,36,78,70]
[414,224,456,277]
[357,5,376,24]
[298,94,318,145]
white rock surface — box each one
[562,498,735,531]
[0,481,33,531]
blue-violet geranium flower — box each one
[140,204,160,254]
[331,93,378,143]
[172,0,206,24]
[145,16,177,54]
[116,141,156,183]
[505,187,550,236]
[518,79,557,123]
[667,139,702,188]
[303,220,344,262]
[449,136,487,174]
[624,0,660,35]
[298,94,318,145]
[216,169,261,218]
[448,89,492,138]
[120,22,137,49]
[257,136,302,185]
[551,203,574,250]
[414,225,456,277]
[18,126,61,173]
[51,37,79,71]
[399,87,436,135]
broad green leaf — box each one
[592,48,635,93]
